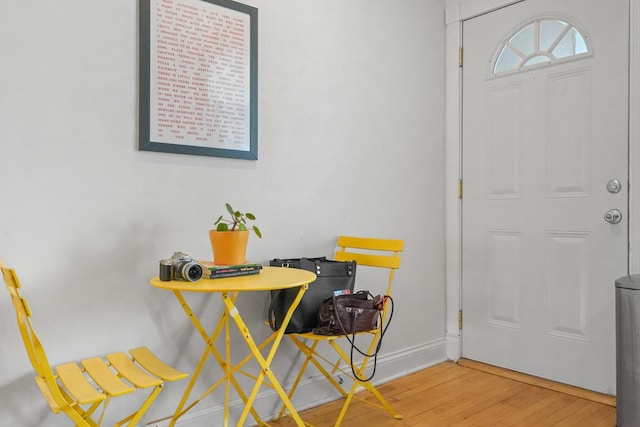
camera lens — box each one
[178,262,203,282]
[186,264,203,281]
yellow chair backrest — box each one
[0,260,74,417]
[333,236,403,296]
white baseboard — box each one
[159,338,447,427]
[446,332,461,361]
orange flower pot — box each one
[208,230,249,265]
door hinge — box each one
[458,179,463,199]
[459,47,463,67]
[458,310,463,330]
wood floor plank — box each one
[267,361,616,426]
[424,378,532,426]
[453,383,540,426]
[406,371,504,420]
[550,404,615,427]
[531,396,592,426]
[502,392,570,426]
[457,358,616,407]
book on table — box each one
[199,261,262,279]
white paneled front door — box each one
[461,0,629,394]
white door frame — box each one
[444,0,640,360]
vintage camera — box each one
[159,252,203,282]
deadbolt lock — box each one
[607,179,622,194]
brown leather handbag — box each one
[314,291,394,381]
[314,291,383,336]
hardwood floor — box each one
[268,360,616,426]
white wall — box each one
[0,1,447,425]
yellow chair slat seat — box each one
[82,357,135,397]
[274,236,404,427]
[56,362,107,405]
[129,346,189,382]
[106,352,163,389]
[0,259,188,427]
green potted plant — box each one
[209,203,261,265]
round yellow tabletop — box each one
[150,266,316,292]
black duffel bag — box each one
[268,257,356,333]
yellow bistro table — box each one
[150,266,316,427]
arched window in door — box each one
[492,17,591,76]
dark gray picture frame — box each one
[139,0,258,160]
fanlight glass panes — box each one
[539,20,568,51]
[524,55,551,66]
[510,24,535,55]
[493,18,589,75]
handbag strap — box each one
[312,259,356,277]
[333,293,394,382]
[267,292,279,331]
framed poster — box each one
[139,0,258,159]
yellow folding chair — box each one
[275,236,404,426]
[0,259,188,427]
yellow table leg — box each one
[169,291,262,426]
[222,284,308,427]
